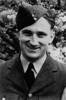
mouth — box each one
[26,44,40,52]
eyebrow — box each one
[37,31,47,36]
[22,29,32,34]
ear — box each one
[49,30,55,44]
[18,31,21,41]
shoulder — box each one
[0,54,19,92]
[47,55,66,76]
[48,55,66,69]
[0,54,19,77]
[49,56,66,86]
[46,54,66,66]
[51,56,66,72]
[49,56,66,84]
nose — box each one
[30,34,39,46]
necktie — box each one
[24,63,35,89]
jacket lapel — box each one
[5,54,28,95]
[30,55,58,93]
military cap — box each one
[16,3,56,31]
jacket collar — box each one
[30,55,58,93]
[6,54,58,95]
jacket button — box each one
[28,93,32,97]
[2,97,6,100]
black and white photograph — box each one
[0,0,66,100]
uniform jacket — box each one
[0,54,66,100]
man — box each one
[0,4,66,100]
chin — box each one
[26,54,43,62]
[28,55,39,59]
[27,53,40,58]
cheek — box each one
[39,38,50,45]
[19,34,30,41]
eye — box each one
[37,32,47,38]
[22,30,32,36]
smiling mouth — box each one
[26,45,40,52]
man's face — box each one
[19,17,54,61]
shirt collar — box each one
[20,53,47,74]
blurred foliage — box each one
[0,2,19,60]
[0,0,66,62]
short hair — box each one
[16,4,56,31]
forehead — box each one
[22,17,51,34]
